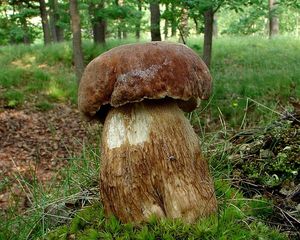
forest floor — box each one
[0,104,88,210]
[1,38,300,239]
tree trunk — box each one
[150,1,161,41]
[39,0,52,45]
[100,101,217,223]
[118,0,126,39]
[89,1,106,44]
[49,0,64,42]
[21,19,30,45]
[269,0,279,38]
[171,3,176,37]
[93,21,106,44]
[164,3,169,39]
[135,0,142,39]
[179,8,189,43]
[70,0,84,81]
[114,0,122,39]
[193,18,200,35]
[123,30,127,39]
[297,12,299,37]
[203,8,214,69]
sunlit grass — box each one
[187,36,300,127]
[2,36,298,125]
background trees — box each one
[0,0,299,67]
[150,0,161,41]
[70,0,84,81]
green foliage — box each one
[0,1,40,45]
[223,5,267,35]
[0,0,299,47]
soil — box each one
[0,104,95,210]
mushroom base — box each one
[100,101,217,223]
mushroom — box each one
[78,42,217,223]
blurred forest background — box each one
[0,0,300,239]
[1,0,300,72]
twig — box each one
[247,97,284,117]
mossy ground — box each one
[231,114,300,189]
[45,196,286,240]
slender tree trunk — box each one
[269,0,279,38]
[135,0,142,39]
[171,3,176,37]
[297,13,299,37]
[70,0,84,81]
[123,29,127,38]
[213,14,218,37]
[164,3,169,39]
[39,0,52,45]
[193,18,200,35]
[49,0,64,42]
[117,28,122,39]
[203,8,214,69]
[21,18,30,44]
[179,7,188,43]
[114,0,122,39]
[150,1,161,41]
[118,0,127,39]
[49,8,57,41]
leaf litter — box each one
[0,104,91,211]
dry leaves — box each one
[0,104,90,210]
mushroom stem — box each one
[100,100,217,223]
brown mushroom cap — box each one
[78,41,212,119]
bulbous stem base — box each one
[100,100,217,223]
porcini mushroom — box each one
[78,42,217,223]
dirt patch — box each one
[0,104,96,210]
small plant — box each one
[3,90,24,108]
[35,101,54,111]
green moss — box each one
[45,185,287,240]
[77,228,100,240]
[69,204,104,234]
[45,225,68,240]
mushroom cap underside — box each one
[78,41,212,119]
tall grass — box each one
[202,36,299,127]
